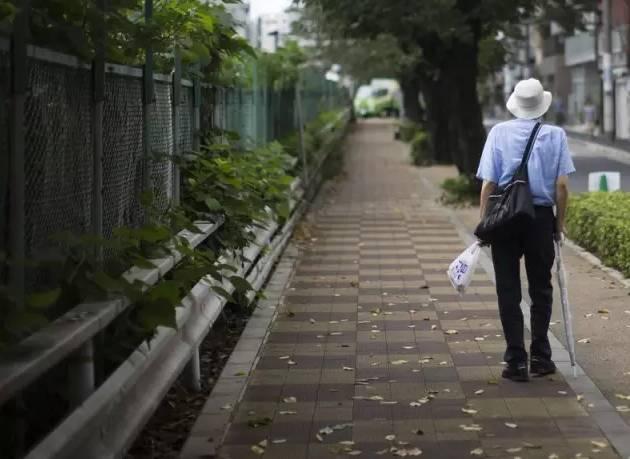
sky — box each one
[249,0,293,18]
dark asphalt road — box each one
[571,155,630,192]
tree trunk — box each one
[448,44,486,177]
[419,73,456,164]
[399,72,423,123]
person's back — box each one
[476,78,575,382]
[480,118,574,207]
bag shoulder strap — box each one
[514,122,542,180]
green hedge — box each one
[566,192,630,277]
[410,130,433,166]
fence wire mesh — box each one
[149,81,174,213]
[24,59,93,263]
[102,73,145,241]
[3,47,347,278]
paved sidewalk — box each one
[216,121,621,459]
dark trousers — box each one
[491,206,555,365]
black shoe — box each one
[502,363,529,382]
[530,358,556,376]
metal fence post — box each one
[67,0,105,401]
[9,0,28,312]
[183,61,202,392]
[172,48,181,205]
[295,76,308,187]
[142,0,154,199]
[192,64,201,152]
[9,5,30,454]
[66,341,95,406]
[183,345,201,391]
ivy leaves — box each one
[180,140,295,253]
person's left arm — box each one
[480,180,497,217]
[476,127,499,218]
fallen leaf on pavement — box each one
[251,445,265,455]
[460,424,483,431]
[522,442,541,449]
[248,417,272,428]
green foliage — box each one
[440,176,479,207]
[281,110,345,167]
[18,0,252,78]
[566,192,630,277]
[409,130,433,167]
[257,41,307,90]
[0,136,296,351]
[398,121,423,143]
[478,35,506,80]
[179,140,295,252]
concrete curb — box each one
[564,239,630,289]
[179,244,299,458]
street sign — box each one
[588,171,621,191]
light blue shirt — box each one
[476,118,576,206]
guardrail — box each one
[0,110,350,459]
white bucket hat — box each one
[506,78,552,120]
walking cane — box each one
[555,240,578,377]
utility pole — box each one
[602,0,615,140]
[524,22,531,79]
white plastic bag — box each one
[447,242,481,294]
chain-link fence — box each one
[0,43,347,281]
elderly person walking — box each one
[476,79,575,382]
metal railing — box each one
[0,109,350,458]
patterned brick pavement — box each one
[216,121,621,459]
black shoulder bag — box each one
[474,122,542,243]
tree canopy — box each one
[302,0,596,176]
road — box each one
[568,137,630,192]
